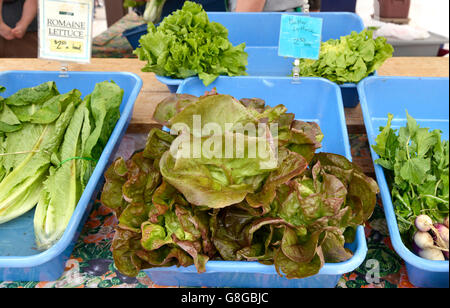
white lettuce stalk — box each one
[143,0,167,24]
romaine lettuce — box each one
[0,81,124,252]
[34,82,124,249]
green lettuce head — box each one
[134,1,248,86]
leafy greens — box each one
[101,92,379,279]
[372,112,449,237]
[0,81,124,250]
[298,30,394,84]
[135,1,248,86]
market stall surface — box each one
[0,57,448,288]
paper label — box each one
[39,0,93,63]
[278,15,323,60]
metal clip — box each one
[293,0,309,84]
[292,58,301,84]
[59,62,69,78]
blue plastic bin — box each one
[123,23,148,52]
[358,76,449,288]
[143,76,368,288]
[124,12,364,49]
[124,12,365,108]
[0,71,142,282]
[321,0,357,13]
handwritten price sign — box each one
[50,40,83,53]
[278,15,323,60]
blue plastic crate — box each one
[0,71,143,282]
[358,76,449,288]
[123,23,148,51]
[124,12,365,108]
[124,12,364,49]
[143,76,368,288]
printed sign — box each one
[39,0,93,63]
[278,15,323,60]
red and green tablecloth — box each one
[0,133,416,288]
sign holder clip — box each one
[292,58,301,84]
[292,0,309,84]
[279,0,322,85]
[59,62,69,78]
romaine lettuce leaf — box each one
[0,100,77,224]
[34,82,124,249]
[34,101,87,249]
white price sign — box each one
[38,0,93,63]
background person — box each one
[0,0,38,58]
[132,0,227,22]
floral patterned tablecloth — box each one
[0,133,416,288]
[92,12,143,59]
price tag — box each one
[278,15,323,60]
[38,0,93,63]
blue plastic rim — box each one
[125,12,365,107]
[143,76,368,288]
[145,226,367,288]
[0,71,143,282]
[358,76,449,288]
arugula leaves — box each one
[373,112,449,235]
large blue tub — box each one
[0,71,142,282]
[358,76,449,288]
[143,76,369,288]
[124,12,366,107]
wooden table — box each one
[1,57,448,174]
[346,57,450,134]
